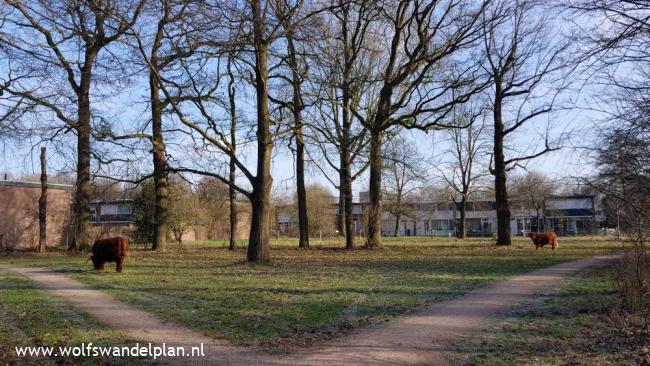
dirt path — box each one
[0,256,614,366]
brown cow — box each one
[527,232,559,251]
[91,237,129,272]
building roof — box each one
[545,195,594,200]
[0,180,74,191]
[90,198,134,204]
[545,208,595,218]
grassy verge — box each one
[1,236,623,353]
[459,263,650,365]
[0,271,154,365]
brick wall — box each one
[0,182,72,250]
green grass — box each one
[0,236,624,353]
[0,271,154,365]
[129,234,499,250]
[459,263,650,365]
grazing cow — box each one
[91,237,129,272]
[527,232,559,251]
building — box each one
[0,180,255,249]
[90,199,251,243]
[89,199,135,239]
[341,194,604,237]
[275,205,294,236]
[0,180,73,249]
[543,195,601,236]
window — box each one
[467,219,481,233]
[118,204,131,215]
[432,220,448,230]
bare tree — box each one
[438,105,489,239]
[139,0,206,251]
[292,183,336,237]
[483,0,568,245]
[305,0,375,249]
[569,1,650,73]
[570,0,650,325]
[590,97,650,326]
[271,2,315,249]
[167,182,206,247]
[77,1,207,251]
[134,0,203,251]
[0,80,26,148]
[195,176,230,240]
[0,0,145,250]
[226,53,239,251]
[382,135,424,237]
[360,0,490,248]
[155,0,308,262]
[509,171,558,232]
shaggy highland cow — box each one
[91,237,129,272]
[527,232,559,251]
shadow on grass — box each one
[461,267,642,366]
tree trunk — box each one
[228,55,238,251]
[247,3,272,262]
[459,196,467,239]
[228,118,237,250]
[287,34,309,250]
[343,165,354,250]
[336,190,344,235]
[493,90,512,245]
[339,147,355,249]
[229,161,238,250]
[150,69,168,252]
[73,112,92,251]
[248,179,272,261]
[365,129,383,248]
[38,146,47,253]
[394,213,401,237]
[296,135,309,249]
[339,8,356,250]
[72,60,96,251]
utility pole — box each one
[38,146,47,253]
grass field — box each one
[0,236,624,353]
[0,271,154,365]
[460,264,650,365]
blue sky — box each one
[0,2,611,198]
[0,92,605,198]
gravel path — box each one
[0,256,614,365]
